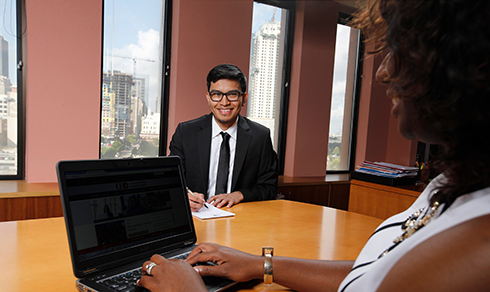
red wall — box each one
[167,0,254,150]
[354,47,417,167]
[25,0,102,182]
[284,0,338,177]
[23,0,416,182]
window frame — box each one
[158,0,172,156]
[0,0,25,180]
[253,0,295,175]
[99,0,172,159]
[325,12,364,174]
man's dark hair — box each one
[206,64,247,93]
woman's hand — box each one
[137,254,207,292]
[185,243,263,282]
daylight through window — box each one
[327,23,360,171]
[100,0,168,159]
[248,2,290,151]
[0,0,22,178]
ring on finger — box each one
[145,262,158,276]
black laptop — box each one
[57,156,235,292]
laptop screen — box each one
[57,157,196,277]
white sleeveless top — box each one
[338,174,490,292]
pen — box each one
[187,187,208,208]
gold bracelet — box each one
[262,247,274,284]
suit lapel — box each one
[197,114,212,191]
[232,115,251,189]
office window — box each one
[326,20,361,172]
[100,0,171,159]
[0,0,23,179]
[248,0,294,174]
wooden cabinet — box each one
[0,181,62,222]
[348,179,425,220]
[278,175,350,210]
[0,196,63,222]
[0,176,353,222]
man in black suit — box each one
[169,64,278,212]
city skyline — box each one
[2,0,351,134]
[0,0,19,174]
[101,1,353,152]
[103,0,163,114]
[103,1,284,115]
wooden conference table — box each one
[0,200,383,292]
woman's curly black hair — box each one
[352,0,490,210]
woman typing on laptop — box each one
[137,0,490,291]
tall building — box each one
[102,71,132,139]
[0,35,8,78]
[155,95,161,114]
[101,81,115,137]
[0,35,9,78]
[140,112,160,141]
[248,16,281,132]
[130,77,148,137]
[133,76,149,106]
[0,91,17,148]
[0,76,12,95]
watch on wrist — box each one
[262,247,274,284]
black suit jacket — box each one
[169,114,278,201]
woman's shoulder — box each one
[378,213,490,292]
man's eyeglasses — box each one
[208,90,244,102]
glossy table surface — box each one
[0,200,383,291]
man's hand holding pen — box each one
[187,188,208,212]
[187,187,244,211]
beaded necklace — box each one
[378,200,440,259]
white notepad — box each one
[192,203,235,220]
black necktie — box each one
[216,132,230,196]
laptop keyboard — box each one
[98,269,146,292]
[96,252,191,292]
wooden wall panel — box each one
[329,184,350,211]
[0,177,352,222]
[0,196,63,222]
[278,181,350,210]
[279,185,330,206]
[348,180,423,220]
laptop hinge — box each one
[184,240,194,246]
[83,267,98,275]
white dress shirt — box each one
[207,117,238,198]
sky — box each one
[252,2,282,33]
[330,24,354,136]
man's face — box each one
[206,79,248,130]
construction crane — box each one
[112,55,155,77]
[272,7,277,21]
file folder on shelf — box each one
[351,161,418,186]
[351,170,417,186]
